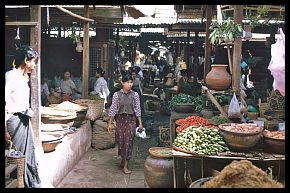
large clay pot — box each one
[205,64,231,91]
[144,150,173,188]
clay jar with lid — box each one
[205,64,231,91]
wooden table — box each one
[172,149,285,188]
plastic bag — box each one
[228,93,241,118]
[135,127,146,139]
[268,28,285,96]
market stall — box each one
[170,116,285,188]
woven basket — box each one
[159,127,171,147]
[47,95,62,104]
[6,141,25,188]
[74,99,104,121]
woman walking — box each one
[107,73,143,174]
[5,45,42,188]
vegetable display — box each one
[176,116,217,133]
[208,116,228,125]
[219,123,262,133]
[173,126,229,155]
[169,93,203,113]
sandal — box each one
[123,169,132,174]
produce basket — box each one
[174,103,194,113]
[91,120,115,150]
[148,147,173,158]
[218,123,263,151]
[6,140,25,188]
[262,130,285,155]
[172,145,192,154]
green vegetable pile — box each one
[173,126,229,155]
[208,116,228,125]
[169,93,203,113]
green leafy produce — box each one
[173,126,229,155]
[169,93,203,113]
[208,116,228,125]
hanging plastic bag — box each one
[135,127,146,139]
[228,93,241,118]
[268,28,285,96]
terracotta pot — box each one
[205,64,231,91]
[144,154,173,188]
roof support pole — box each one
[232,5,243,93]
[30,5,42,151]
[204,5,213,80]
[82,5,90,99]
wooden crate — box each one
[259,102,269,118]
[264,119,281,131]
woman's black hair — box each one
[96,67,105,76]
[122,73,133,82]
[14,45,38,68]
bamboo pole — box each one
[202,86,230,122]
[5,21,38,26]
[55,5,94,22]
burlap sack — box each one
[91,120,116,150]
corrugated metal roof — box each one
[176,19,203,24]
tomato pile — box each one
[176,116,217,133]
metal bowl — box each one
[174,103,194,113]
[263,135,285,155]
[218,124,263,151]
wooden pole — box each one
[193,31,199,84]
[55,5,94,22]
[204,5,213,80]
[82,5,90,99]
[30,5,42,150]
[232,5,243,93]
[227,44,233,74]
[186,29,190,67]
[202,86,230,122]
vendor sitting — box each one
[60,70,81,101]
[164,72,174,88]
